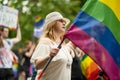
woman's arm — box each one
[25,43,36,57]
[11,24,21,44]
[35,55,50,70]
[66,41,85,58]
[35,47,59,70]
[67,41,76,49]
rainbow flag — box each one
[64,0,120,80]
[34,16,44,38]
[12,63,18,77]
[80,54,105,80]
[35,16,41,22]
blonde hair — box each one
[41,21,57,41]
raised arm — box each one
[11,24,21,44]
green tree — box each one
[0,0,86,49]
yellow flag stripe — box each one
[99,0,120,21]
[81,56,93,70]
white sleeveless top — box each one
[31,38,73,80]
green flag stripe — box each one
[82,0,120,43]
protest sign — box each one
[0,5,19,29]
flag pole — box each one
[37,38,65,80]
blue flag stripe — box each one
[73,11,120,68]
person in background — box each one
[71,48,86,80]
[2,25,21,50]
[0,25,21,80]
[18,40,35,80]
[30,11,77,80]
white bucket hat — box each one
[44,11,70,28]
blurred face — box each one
[54,19,66,33]
[2,28,9,38]
[26,41,32,49]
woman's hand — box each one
[49,48,59,57]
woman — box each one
[30,12,76,80]
[18,40,35,80]
[71,48,86,80]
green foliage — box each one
[0,0,86,49]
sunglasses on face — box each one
[57,19,66,23]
